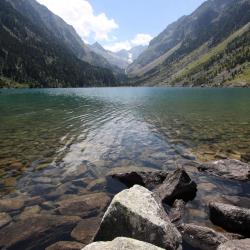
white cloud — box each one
[37,0,118,42]
[104,33,153,52]
[131,33,153,46]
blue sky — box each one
[37,0,206,52]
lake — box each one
[0,87,250,248]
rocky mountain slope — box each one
[128,0,250,87]
[89,43,146,71]
[6,0,113,70]
[0,0,116,87]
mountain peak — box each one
[91,42,106,52]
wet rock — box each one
[107,166,168,190]
[83,237,165,250]
[0,214,81,250]
[87,178,106,191]
[62,164,88,182]
[94,185,182,250]
[198,159,250,181]
[0,196,25,212]
[169,200,185,223]
[28,183,56,196]
[180,223,229,250]
[71,217,101,244]
[56,192,111,218]
[218,239,250,250]
[0,212,12,228]
[209,202,250,237]
[154,168,197,204]
[241,153,250,163]
[45,182,78,200]
[16,205,41,220]
[45,241,84,250]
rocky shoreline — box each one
[0,159,249,249]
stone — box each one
[241,153,250,163]
[154,168,197,204]
[62,164,88,182]
[107,166,168,189]
[218,239,250,250]
[56,193,111,218]
[87,178,106,191]
[71,217,101,244]
[180,223,229,250]
[82,237,165,250]
[16,205,41,220]
[45,241,84,250]
[94,185,182,250]
[209,202,250,237]
[169,200,185,223]
[198,159,250,181]
[0,212,12,228]
[0,214,81,250]
[0,196,25,212]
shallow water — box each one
[0,88,250,248]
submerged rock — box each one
[94,185,182,250]
[154,168,197,204]
[218,239,250,250]
[169,199,185,223]
[56,192,110,218]
[180,223,229,250]
[0,214,81,250]
[71,217,102,244]
[83,237,165,249]
[45,241,84,250]
[107,166,168,189]
[198,159,250,181]
[0,212,12,228]
[209,202,250,236]
[0,196,25,212]
[16,205,41,220]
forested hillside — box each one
[0,0,116,88]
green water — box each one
[0,88,250,231]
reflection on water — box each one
[0,87,250,227]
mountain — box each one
[5,0,113,70]
[0,0,116,88]
[90,43,147,70]
[90,42,129,71]
[128,0,250,87]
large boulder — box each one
[45,241,84,250]
[154,168,197,204]
[82,237,165,250]
[209,202,250,237]
[0,214,81,250]
[107,166,168,190]
[56,193,111,218]
[94,185,182,250]
[180,223,229,250]
[218,239,250,250]
[198,159,250,181]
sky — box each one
[37,0,206,52]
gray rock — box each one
[56,192,111,218]
[218,239,250,250]
[83,237,165,250]
[71,217,101,244]
[180,223,229,250]
[198,159,250,181]
[154,168,197,204]
[107,166,168,189]
[169,200,185,223]
[94,185,182,250]
[0,212,12,228]
[0,214,81,250]
[209,202,250,237]
[45,241,84,250]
